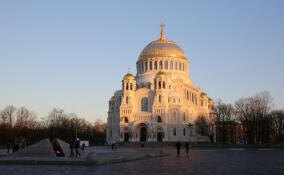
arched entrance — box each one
[140,127,147,142]
[123,127,130,142]
[156,127,164,142]
[157,132,163,141]
[124,133,129,142]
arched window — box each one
[126,96,128,104]
[124,117,129,123]
[165,61,168,70]
[150,61,152,70]
[170,61,173,70]
[158,81,161,89]
[154,61,157,70]
[173,128,176,136]
[163,81,165,89]
[183,128,186,136]
[130,83,133,90]
[159,61,163,69]
[175,62,178,70]
[173,111,177,121]
[187,91,189,100]
[142,62,144,72]
[157,116,162,123]
[159,95,161,103]
[126,83,129,90]
[183,112,186,121]
[145,61,148,71]
[141,97,148,112]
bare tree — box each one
[270,110,284,143]
[0,105,16,126]
[214,100,237,144]
[195,116,210,136]
[15,107,37,129]
[235,91,273,144]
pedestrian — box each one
[185,142,190,157]
[176,141,181,156]
[111,141,114,150]
[7,142,11,154]
[69,140,75,157]
[82,143,85,151]
[75,138,81,157]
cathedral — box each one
[107,24,214,144]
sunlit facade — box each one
[107,25,214,143]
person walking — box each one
[7,142,11,154]
[185,142,190,157]
[176,141,181,156]
[75,138,81,157]
[82,143,85,151]
[69,140,75,157]
[111,141,114,150]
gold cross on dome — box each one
[160,23,165,39]
[160,23,165,30]
[128,68,130,73]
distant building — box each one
[215,121,244,144]
[107,24,214,144]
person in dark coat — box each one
[75,138,80,157]
[176,141,181,156]
[82,143,85,151]
[111,142,114,150]
[69,140,75,157]
[7,142,11,154]
[185,142,190,157]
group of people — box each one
[176,141,191,157]
[69,138,84,157]
[7,138,29,154]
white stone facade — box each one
[107,27,214,144]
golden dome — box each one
[123,72,135,80]
[200,92,207,98]
[110,96,116,102]
[139,24,187,60]
[156,71,166,79]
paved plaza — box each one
[0,147,283,175]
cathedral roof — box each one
[139,23,187,60]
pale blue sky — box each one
[0,0,283,123]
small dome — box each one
[110,96,116,102]
[200,92,207,98]
[156,71,166,79]
[123,72,135,80]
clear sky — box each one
[0,0,283,123]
